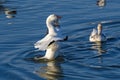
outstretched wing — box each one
[89,28,98,42]
[34,34,63,51]
[91,28,97,36]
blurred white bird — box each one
[89,23,106,42]
[97,0,106,7]
[34,14,68,60]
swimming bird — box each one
[34,14,68,60]
[97,0,106,7]
[4,8,17,18]
[89,23,106,42]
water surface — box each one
[0,0,120,80]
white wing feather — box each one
[34,34,63,51]
[91,29,97,36]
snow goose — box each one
[89,23,106,42]
[34,14,68,60]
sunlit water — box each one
[0,0,120,80]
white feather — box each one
[89,24,106,42]
[91,29,97,36]
[34,33,63,51]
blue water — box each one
[0,0,120,80]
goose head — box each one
[46,14,61,34]
[46,14,61,27]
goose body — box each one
[34,14,67,60]
[89,23,106,42]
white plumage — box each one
[89,23,106,42]
[34,33,63,51]
[34,14,67,60]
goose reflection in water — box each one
[91,41,107,63]
[35,60,63,80]
[91,42,106,53]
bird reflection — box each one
[91,42,106,53]
[35,60,63,80]
[0,1,17,18]
[91,41,106,63]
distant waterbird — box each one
[97,0,106,7]
[89,23,106,42]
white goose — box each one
[34,14,67,60]
[89,23,106,42]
